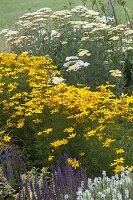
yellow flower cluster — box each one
[110,157,133,173]
[113,165,133,174]
[0,52,56,147]
[0,53,132,172]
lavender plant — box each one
[0,148,27,187]
[18,157,87,200]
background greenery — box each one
[0,0,133,30]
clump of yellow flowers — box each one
[0,53,132,174]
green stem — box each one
[123,7,132,28]
[109,0,118,25]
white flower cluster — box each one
[77,170,133,200]
[63,56,90,71]
[109,69,122,77]
[51,76,65,84]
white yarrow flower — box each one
[52,77,65,84]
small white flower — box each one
[78,49,91,57]
[109,36,120,41]
[52,77,65,84]
[66,56,79,61]
[117,192,122,200]
[64,194,69,199]
[126,47,133,51]
[51,30,59,37]
[0,29,9,35]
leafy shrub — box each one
[0,53,132,176]
[0,5,133,93]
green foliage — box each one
[0,168,17,200]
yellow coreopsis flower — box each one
[96,125,105,131]
[48,155,54,161]
[3,135,11,142]
[110,157,125,166]
[37,128,53,136]
[17,119,25,128]
[67,133,76,139]
[7,82,18,92]
[115,148,125,154]
[67,157,79,169]
[102,138,115,147]
[43,128,53,135]
[96,133,103,140]
[84,130,96,138]
[64,127,74,133]
[50,108,59,114]
[113,165,125,173]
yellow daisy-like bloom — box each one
[3,135,11,142]
[115,148,125,154]
[67,158,79,169]
[67,133,76,139]
[17,119,25,128]
[37,128,53,136]
[7,82,18,92]
[110,157,125,166]
[48,155,54,161]
[96,125,105,132]
[96,133,103,140]
[102,138,115,148]
[64,127,74,133]
[113,165,125,173]
[84,130,96,138]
